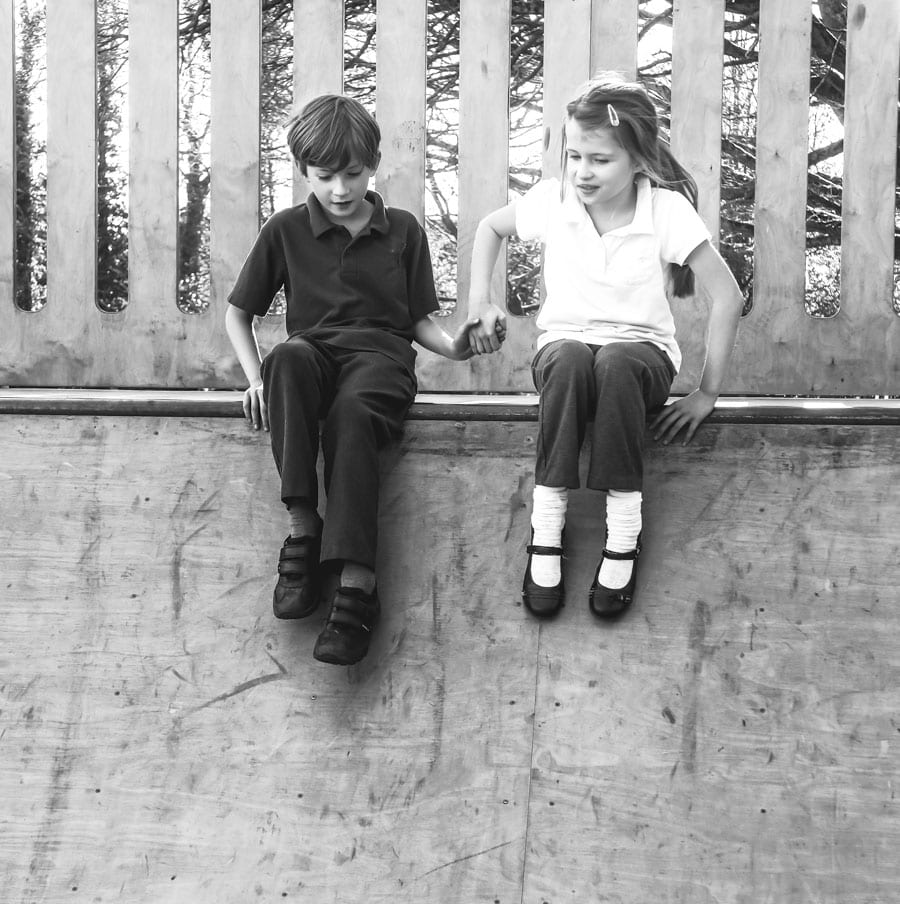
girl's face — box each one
[564,119,640,214]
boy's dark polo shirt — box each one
[228,191,439,372]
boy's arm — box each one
[413,314,484,361]
[465,204,518,355]
[225,303,268,430]
[650,240,744,444]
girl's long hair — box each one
[562,72,698,297]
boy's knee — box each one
[264,337,319,378]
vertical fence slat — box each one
[43,0,96,384]
[542,0,592,177]
[839,0,900,392]
[208,0,261,384]
[443,0,517,390]
[291,0,343,205]
[670,0,724,235]
[254,0,345,368]
[128,0,178,383]
[590,0,637,78]
[0,0,12,310]
[743,0,811,390]
[376,0,426,221]
[668,0,725,393]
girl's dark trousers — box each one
[531,339,676,492]
[261,335,417,569]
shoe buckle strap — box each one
[526,544,563,556]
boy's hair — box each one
[562,71,698,297]
[285,94,381,176]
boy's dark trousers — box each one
[261,335,417,569]
[531,339,675,492]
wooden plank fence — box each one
[0,0,898,393]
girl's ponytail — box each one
[654,144,697,297]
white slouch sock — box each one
[600,489,642,588]
[529,485,568,586]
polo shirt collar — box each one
[307,190,391,238]
[562,174,655,235]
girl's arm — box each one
[650,240,744,444]
[413,315,485,360]
[225,303,268,431]
[466,203,518,355]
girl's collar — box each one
[562,175,655,236]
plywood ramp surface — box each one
[1,417,898,903]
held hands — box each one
[242,382,268,431]
[650,388,717,445]
[467,304,508,356]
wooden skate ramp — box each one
[2,405,899,903]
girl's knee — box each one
[593,343,645,379]
[536,339,594,380]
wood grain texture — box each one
[376,0,427,220]
[2,415,899,902]
[39,0,96,384]
[209,0,262,379]
[744,0,812,392]
[542,0,592,177]
[670,0,725,236]
[590,0,638,77]
[836,0,900,391]
[416,0,538,393]
[667,0,726,396]
[0,0,12,310]
[127,0,180,384]
[291,0,344,205]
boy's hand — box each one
[468,304,507,355]
[650,389,716,445]
[449,317,482,360]
[243,382,268,431]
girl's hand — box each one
[243,383,268,431]
[468,304,507,355]
[650,389,716,445]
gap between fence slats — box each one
[590,0,637,78]
[838,0,900,391]
[0,0,13,310]
[747,0,812,391]
[128,0,179,383]
[376,0,427,222]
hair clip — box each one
[607,104,620,127]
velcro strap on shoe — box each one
[526,544,563,556]
[327,588,377,632]
[277,538,319,575]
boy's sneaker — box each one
[313,586,380,665]
[273,534,322,619]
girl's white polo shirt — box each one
[515,176,710,372]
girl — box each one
[466,72,744,619]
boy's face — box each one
[305,158,378,227]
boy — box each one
[225,94,499,666]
